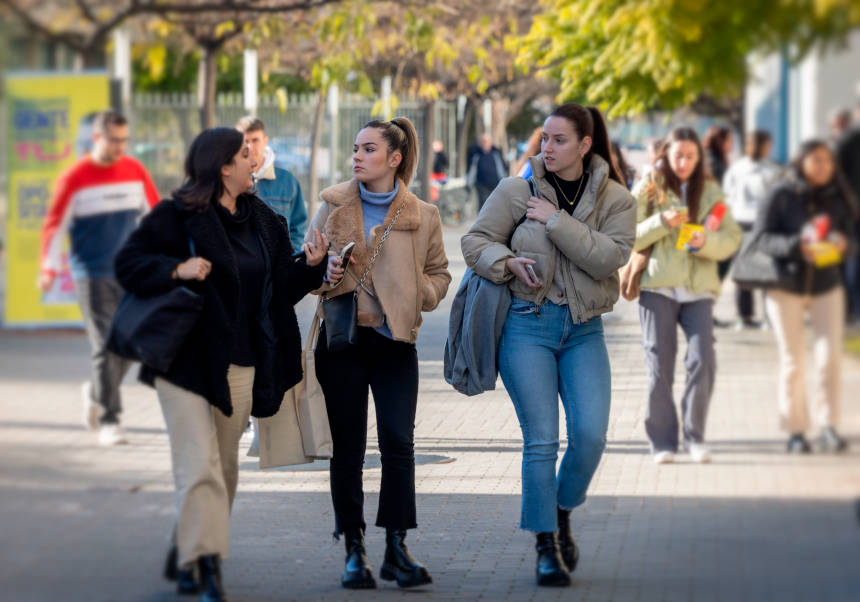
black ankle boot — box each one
[164,545,199,595]
[557,507,579,573]
[341,527,376,589]
[197,555,227,602]
[535,532,570,587]
[380,529,432,588]
[787,434,812,454]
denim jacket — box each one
[256,165,308,252]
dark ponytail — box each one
[549,103,623,185]
[363,117,420,186]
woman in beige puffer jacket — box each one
[462,103,635,587]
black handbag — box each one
[107,238,204,372]
[322,196,408,352]
[730,229,789,289]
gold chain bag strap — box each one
[321,196,408,351]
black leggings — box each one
[315,325,419,535]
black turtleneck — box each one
[216,197,265,367]
[546,171,589,215]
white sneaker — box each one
[98,424,128,446]
[688,443,712,463]
[653,451,675,464]
[81,382,99,431]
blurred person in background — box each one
[115,127,327,600]
[467,132,508,210]
[236,116,308,251]
[514,126,544,178]
[829,108,852,140]
[610,141,636,190]
[463,103,635,587]
[835,103,860,326]
[237,116,310,458]
[431,139,449,183]
[637,137,665,182]
[309,117,450,590]
[755,140,857,454]
[39,110,159,446]
[632,127,742,465]
[722,130,783,329]
[703,126,736,310]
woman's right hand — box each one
[661,208,689,229]
[505,257,542,289]
[174,257,212,281]
[327,254,356,286]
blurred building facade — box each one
[746,30,860,162]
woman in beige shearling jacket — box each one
[307,117,450,591]
[461,104,635,587]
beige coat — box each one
[461,154,636,323]
[308,179,451,344]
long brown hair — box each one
[362,117,419,186]
[655,127,707,222]
[548,103,623,184]
[514,126,543,176]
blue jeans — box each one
[498,298,611,533]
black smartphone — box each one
[340,241,356,266]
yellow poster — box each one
[4,72,110,326]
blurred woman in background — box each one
[632,127,742,465]
[755,140,856,454]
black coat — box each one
[114,194,325,418]
[754,175,857,295]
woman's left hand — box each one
[525,196,558,224]
[303,228,330,267]
[686,229,706,252]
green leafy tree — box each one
[517,0,860,126]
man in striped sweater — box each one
[40,110,160,446]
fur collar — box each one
[320,178,421,277]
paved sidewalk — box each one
[1,226,858,602]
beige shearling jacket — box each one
[308,178,451,344]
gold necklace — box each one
[551,171,586,208]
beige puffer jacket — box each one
[461,154,636,323]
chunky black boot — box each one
[379,530,432,588]
[535,532,570,587]
[557,507,579,573]
[341,527,376,589]
[197,555,228,602]
[164,545,199,595]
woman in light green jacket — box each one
[632,127,742,465]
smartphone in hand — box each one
[525,263,541,286]
[340,241,356,266]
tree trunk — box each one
[420,98,436,201]
[308,88,328,220]
[200,46,218,130]
[491,95,511,167]
[456,96,475,177]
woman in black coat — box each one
[756,139,856,455]
[115,127,328,601]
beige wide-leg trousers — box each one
[156,365,254,567]
[765,287,844,434]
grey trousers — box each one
[639,291,716,452]
[75,278,132,425]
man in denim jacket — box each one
[237,117,308,250]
